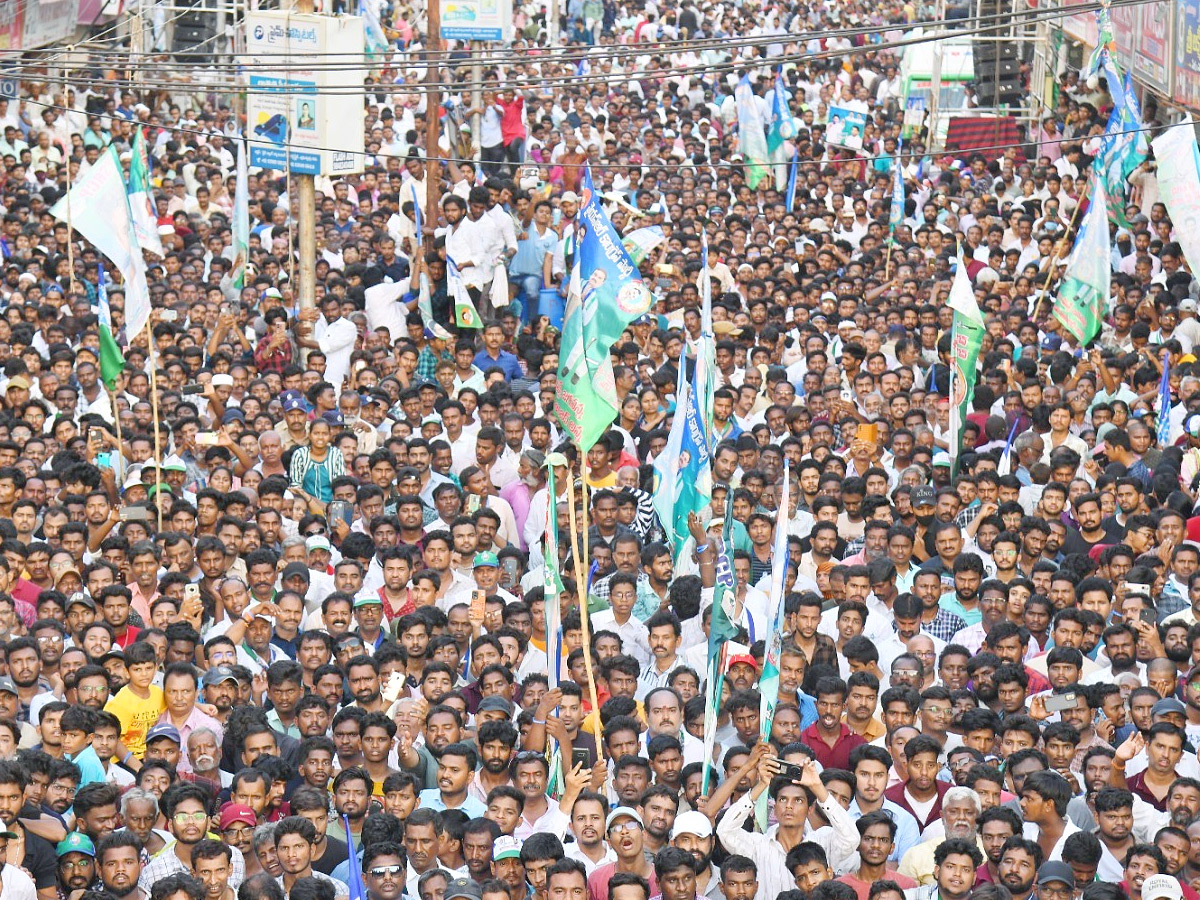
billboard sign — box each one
[245,12,365,177]
[441,0,511,41]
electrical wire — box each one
[2,0,1159,98]
[16,90,1180,174]
[1,0,1151,73]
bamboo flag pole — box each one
[566,457,602,735]
[64,157,77,295]
[145,318,165,533]
[1033,175,1090,325]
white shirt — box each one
[590,608,651,669]
[315,315,357,395]
[0,863,37,900]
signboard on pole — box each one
[1177,0,1200,109]
[22,0,79,49]
[441,0,511,41]
[245,11,365,177]
[1134,0,1174,95]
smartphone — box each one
[1139,608,1155,624]
[327,500,354,528]
[500,557,518,588]
[119,506,152,521]
[161,309,178,322]
[180,384,205,395]
[184,583,201,603]
[194,432,219,447]
[771,757,806,782]
[571,747,591,770]
[859,423,879,444]
[470,589,487,621]
[1045,692,1077,713]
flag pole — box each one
[566,454,602,739]
[145,317,164,533]
[1033,175,1089,326]
[64,158,77,295]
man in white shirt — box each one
[299,295,356,395]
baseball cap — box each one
[477,696,515,716]
[560,191,580,203]
[1143,875,1183,900]
[282,561,311,583]
[5,376,30,392]
[306,535,332,553]
[912,486,937,508]
[0,677,16,696]
[1040,334,1063,352]
[727,654,758,671]
[473,551,499,569]
[445,879,483,900]
[56,833,95,858]
[671,810,714,839]
[606,806,644,831]
[146,724,182,745]
[321,410,345,427]
[1036,862,1074,888]
[931,451,952,469]
[494,835,523,861]
[284,396,306,412]
[354,594,383,608]
[222,409,246,424]
[67,592,95,611]
[218,804,258,831]
[202,665,239,687]
[162,455,188,472]
[1153,698,1187,718]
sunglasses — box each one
[369,866,404,878]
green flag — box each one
[96,263,124,391]
[701,489,739,795]
[735,75,771,190]
[946,248,985,474]
[1054,177,1111,346]
[554,168,653,451]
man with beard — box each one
[1125,724,1187,813]
[887,735,951,835]
[1020,771,1080,863]
[0,759,60,900]
[669,812,717,900]
[997,836,1043,900]
[217,806,258,879]
[839,811,918,900]
[347,656,385,713]
[848,745,921,864]
[1122,845,1169,900]
[289,787,348,876]
[186,728,225,793]
[139,783,245,890]
[638,786,677,857]
[801,677,866,770]
[897,786,980,883]
[587,808,656,900]
[191,841,237,900]
[565,792,613,875]
[470,721,516,804]
[97,832,147,900]
[911,572,966,642]
[1088,625,1146,685]
[273,815,351,899]
[1093,788,1138,882]
[718,856,757,900]
[56,832,99,897]
[329,767,374,847]
[1153,826,1195,891]
[362,842,407,900]
[200,666,239,723]
[977,806,1022,886]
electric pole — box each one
[297,0,317,337]
[424,0,442,233]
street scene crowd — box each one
[0,8,1199,900]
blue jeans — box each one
[512,273,543,324]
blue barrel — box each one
[540,288,565,329]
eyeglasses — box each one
[59,860,92,870]
[608,821,641,835]
[369,866,404,878]
[223,827,253,840]
[173,811,209,825]
[78,686,107,695]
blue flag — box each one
[888,160,905,239]
[344,815,367,900]
[786,149,798,213]
[1159,353,1172,447]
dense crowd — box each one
[0,7,1197,900]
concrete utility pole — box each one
[471,40,483,164]
[297,0,317,339]
[424,0,442,233]
[927,0,945,151]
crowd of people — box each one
[0,7,1197,900]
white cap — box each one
[211,373,234,387]
[306,535,332,553]
[671,810,713,839]
[1142,875,1183,900]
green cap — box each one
[56,833,96,858]
[472,551,499,569]
[353,594,383,608]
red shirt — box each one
[800,722,867,770]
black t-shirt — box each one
[313,835,349,876]
[15,823,57,891]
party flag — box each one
[1054,177,1111,346]
[1152,117,1200,279]
[96,262,125,391]
[231,139,249,291]
[701,488,739,796]
[756,461,790,830]
[344,815,367,900]
[735,75,771,190]
[1159,352,1172,447]
[947,248,985,475]
[447,257,482,329]
[127,129,165,259]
